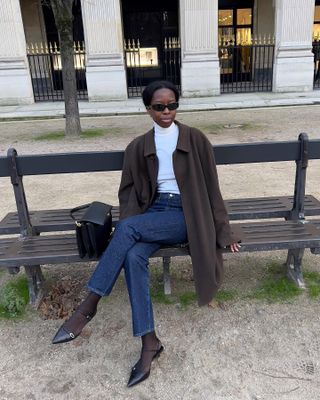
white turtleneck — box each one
[154,121,180,194]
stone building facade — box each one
[0,0,319,104]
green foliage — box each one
[215,289,237,302]
[178,291,197,308]
[34,128,121,141]
[198,122,260,135]
[198,124,224,135]
[247,261,302,303]
[0,276,29,318]
[81,128,121,138]
[150,283,197,308]
[151,261,320,307]
[250,277,302,302]
[304,271,320,298]
[35,131,65,141]
[238,123,257,131]
[150,285,175,305]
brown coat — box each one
[118,121,238,306]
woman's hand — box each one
[229,242,241,253]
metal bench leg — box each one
[286,248,306,289]
[24,265,45,308]
[163,257,171,295]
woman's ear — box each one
[146,107,153,118]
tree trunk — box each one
[50,0,81,136]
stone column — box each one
[273,0,315,92]
[179,0,220,97]
[0,0,34,105]
[81,0,127,101]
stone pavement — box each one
[1,90,320,119]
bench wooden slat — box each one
[226,195,320,219]
[1,195,320,235]
[232,220,320,251]
[1,220,320,268]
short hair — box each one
[142,80,180,107]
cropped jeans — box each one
[87,193,187,336]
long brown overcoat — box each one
[118,121,238,306]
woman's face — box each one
[147,88,178,128]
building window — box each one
[219,7,252,45]
[315,4,320,39]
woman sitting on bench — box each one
[52,80,240,387]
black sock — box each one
[137,331,161,372]
[63,291,101,335]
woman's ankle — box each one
[78,291,101,314]
[141,331,159,350]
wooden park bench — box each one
[1,133,320,306]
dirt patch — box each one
[39,277,86,320]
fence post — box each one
[26,41,88,101]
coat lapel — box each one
[144,128,158,199]
[175,122,191,153]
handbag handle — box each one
[70,203,91,221]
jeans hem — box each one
[133,327,155,337]
[87,285,109,297]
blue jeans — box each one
[87,193,187,336]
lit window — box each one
[237,9,252,26]
[314,6,320,39]
[126,47,158,68]
[219,10,233,26]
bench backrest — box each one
[1,136,320,177]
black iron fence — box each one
[313,37,320,89]
[27,42,88,102]
[219,36,275,93]
[123,39,142,98]
[163,37,181,92]
[124,37,181,98]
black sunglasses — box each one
[148,102,179,112]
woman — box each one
[52,80,240,387]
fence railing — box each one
[219,35,275,93]
[163,37,181,92]
[124,39,143,98]
[124,37,181,98]
[313,34,320,89]
[27,42,88,102]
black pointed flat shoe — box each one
[127,343,164,388]
[52,308,96,344]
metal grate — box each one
[27,42,88,102]
[219,35,275,93]
[313,36,320,90]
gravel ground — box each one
[0,104,320,400]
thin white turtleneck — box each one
[154,121,180,194]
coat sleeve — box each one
[199,133,239,248]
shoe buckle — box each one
[69,332,75,339]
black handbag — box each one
[70,201,113,259]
